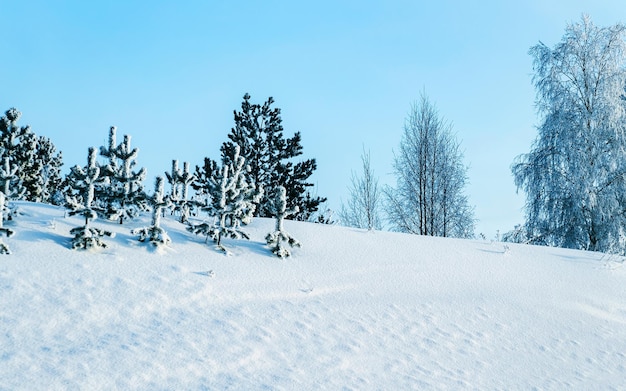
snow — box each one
[1,201,626,389]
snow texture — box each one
[1,202,626,389]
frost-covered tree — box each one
[221,93,325,220]
[0,157,26,203]
[0,158,18,254]
[187,146,261,253]
[0,156,26,227]
[132,176,171,247]
[165,160,196,223]
[512,16,626,253]
[339,148,383,230]
[386,93,475,238]
[66,148,114,250]
[0,191,13,254]
[266,186,301,258]
[0,108,63,203]
[98,126,148,223]
[28,137,64,204]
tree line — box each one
[4,14,625,256]
[0,94,320,256]
[342,15,626,255]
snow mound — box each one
[1,202,625,389]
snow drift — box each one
[1,202,625,390]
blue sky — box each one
[2,0,625,237]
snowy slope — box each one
[1,202,626,390]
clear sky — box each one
[2,0,625,237]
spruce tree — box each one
[132,176,172,247]
[66,148,114,250]
[187,146,261,253]
[265,186,301,258]
[221,93,325,220]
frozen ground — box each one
[1,202,625,390]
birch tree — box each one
[339,147,383,230]
[512,15,626,253]
[386,93,475,238]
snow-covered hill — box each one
[1,202,625,390]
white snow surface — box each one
[1,202,626,390]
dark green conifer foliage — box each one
[221,93,325,220]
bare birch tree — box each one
[386,93,474,238]
[339,147,383,230]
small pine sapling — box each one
[187,146,261,253]
[165,160,196,223]
[98,127,148,223]
[132,176,172,247]
[266,186,301,258]
[66,148,114,250]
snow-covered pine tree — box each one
[0,108,31,166]
[265,186,301,258]
[132,176,172,247]
[66,148,114,250]
[187,146,261,253]
[0,191,13,254]
[98,126,148,223]
[0,157,19,254]
[165,160,196,223]
[0,108,63,204]
[221,93,325,220]
[22,136,63,204]
[191,157,219,207]
[0,157,26,204]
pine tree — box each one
[66,148,114,250]
[221,93,325,220]
[0,157,26,202]
[265,186,301,258]
[0,192,13,254]
[0,158,18,254]
[98,126,148,224]
[192,157,219,207]
[25,137,64,204]
[187,146,261,253]
[0,108,63,204]
[132,176,172,247]
[165,160,196,223]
